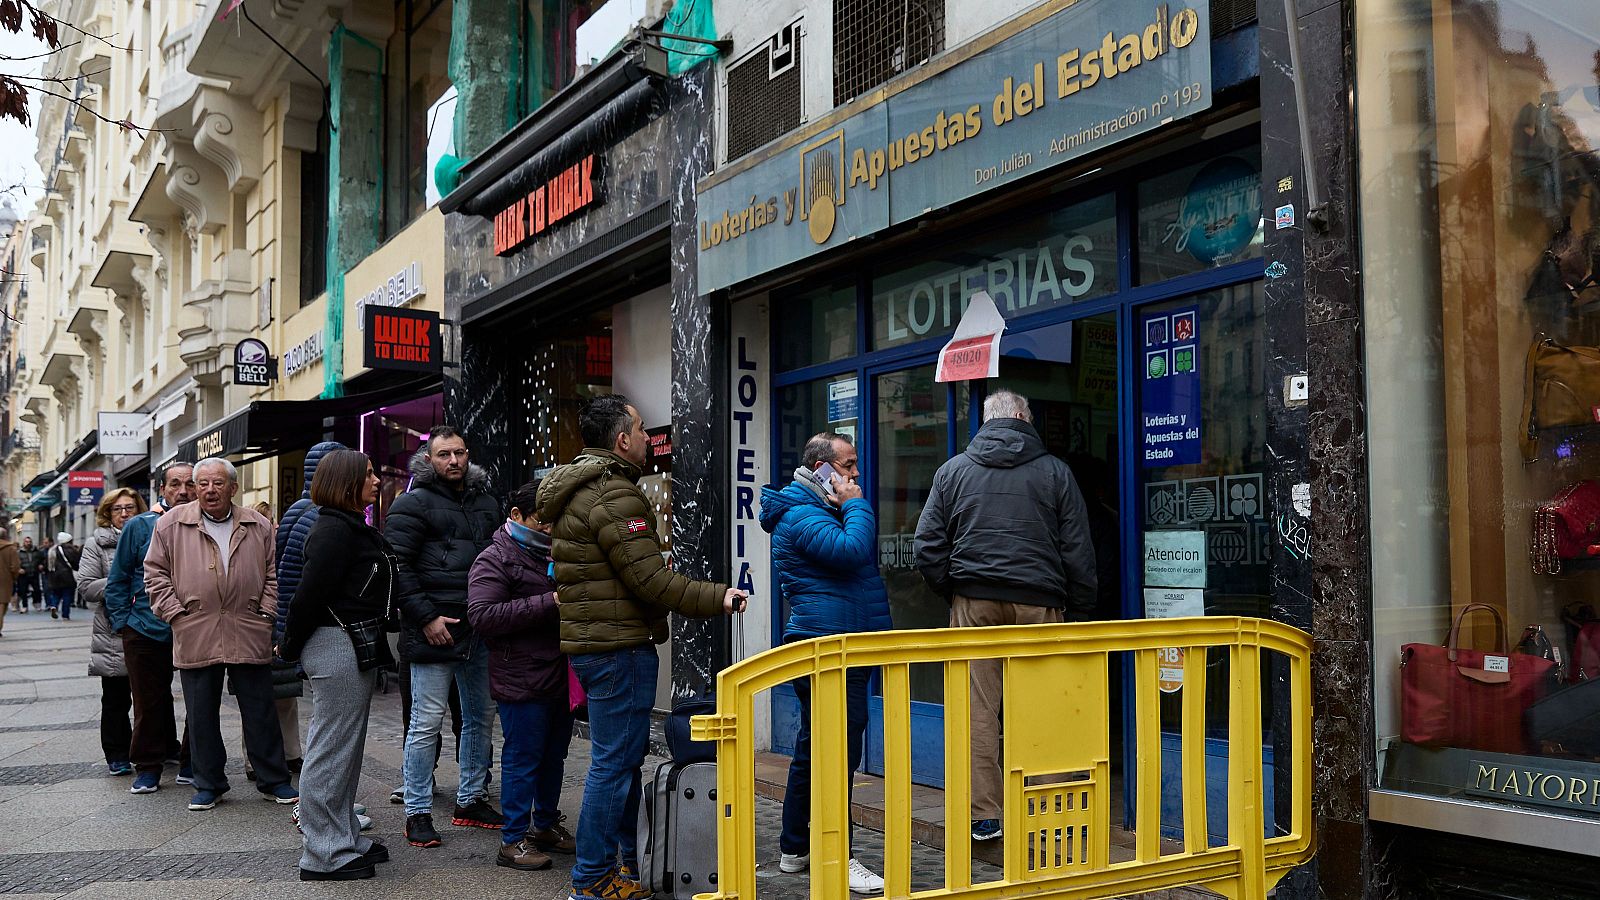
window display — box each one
[1361,0,1600,822]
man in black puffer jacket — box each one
[384,426,504,849]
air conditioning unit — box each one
[724,19,804,162]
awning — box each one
[20,432,99,514]
[175,377,441,464]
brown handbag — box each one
[1520,339,1600,460]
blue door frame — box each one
[765,137,1266,806]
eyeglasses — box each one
[110,505,138,513]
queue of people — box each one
[52,386,1092,895]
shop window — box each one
[870,192,1117,352]
[298,119,330,309]
[384,0,455,240]
[1361,0,1600,826]
[775,282,856,371]
[1137,284,1272,729]
[1135,145,1263,284]
[522,0,616,115]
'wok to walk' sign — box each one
[365,306,443,373]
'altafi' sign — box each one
[696,0,1212,292]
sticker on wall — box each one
[1206,522,1251,569]
[1145,587,1205,618]
[1221,473,1264,520]
[1274,204,1295,229]
[1140,306,1202,467]
[1277,176,1294,193]
[1145,480,1185,526]
[827,379,860,422]
[1157,647,1186,693]
[1178,157,1261,264]
[1265,260,1288,279]
[1182,476,1220,522]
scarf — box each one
[505,519,552,559]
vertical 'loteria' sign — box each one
[493,155,602,256]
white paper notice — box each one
[1144,587,1205,619]
[935,290,1006,382]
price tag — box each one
[1484,655,1509,674]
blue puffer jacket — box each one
[274,441,346,643]
[758,477,892,639]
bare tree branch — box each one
[26,85,171,134]
[0,39,78,62]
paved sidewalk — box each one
[0,611,1218,899]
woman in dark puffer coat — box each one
[466,480,573,871]
[76,488,148,775]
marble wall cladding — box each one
[665,66,724,699]
[1260,0,1374,896]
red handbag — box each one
[1532,480,1600,573]
[1401,604,1557,754]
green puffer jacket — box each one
[537,448,727,654]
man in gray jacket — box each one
[913,388,1096,843]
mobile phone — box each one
[813,462,840,496]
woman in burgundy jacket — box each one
[466,480,574,873]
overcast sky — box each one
[0,25,50,217]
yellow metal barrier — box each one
[690,616,1313,900]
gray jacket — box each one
[913,418,1097,615]
[76,525,125,677]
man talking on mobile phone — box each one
[759,432,890,894]
[537,395,747,900]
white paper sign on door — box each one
[935,290,1005,382]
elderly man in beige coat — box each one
[146,457,297,811]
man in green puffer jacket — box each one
[537,394,746,900]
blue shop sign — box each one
[697,0,1213,293]
[1141,306,1201,466]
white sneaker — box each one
[848,859,884,895]
[357,812,374,831]
[779,852,808,873]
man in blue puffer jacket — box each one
[270,441,349,772]
[759,431,891,895]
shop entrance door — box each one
[859,312,1123,786]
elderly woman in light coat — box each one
[76,487,148,776]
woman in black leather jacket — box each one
[278,449,395,881]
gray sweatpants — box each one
[298,627,376,873]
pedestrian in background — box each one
[538,395,746,900]
[386,426,503,848]
[914,389,1097,843]
[279,449,394,882]
[106,461,196,795]
[467,479,574,873]
[46,531,81,620]
[76,488,148,775]
[0,526,21,637]
[17,535,43,613]
[145,457,295,811]
[759,432,889,894]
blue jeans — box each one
[47,586,72,618]
[403,644,494,816]
[499,698,573,844]
[780,666,871,855]
[569,646,657,888]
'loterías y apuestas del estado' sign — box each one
[696,0,1213,293]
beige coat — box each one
[145,502,278,669]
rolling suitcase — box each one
[638,760,719,899]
